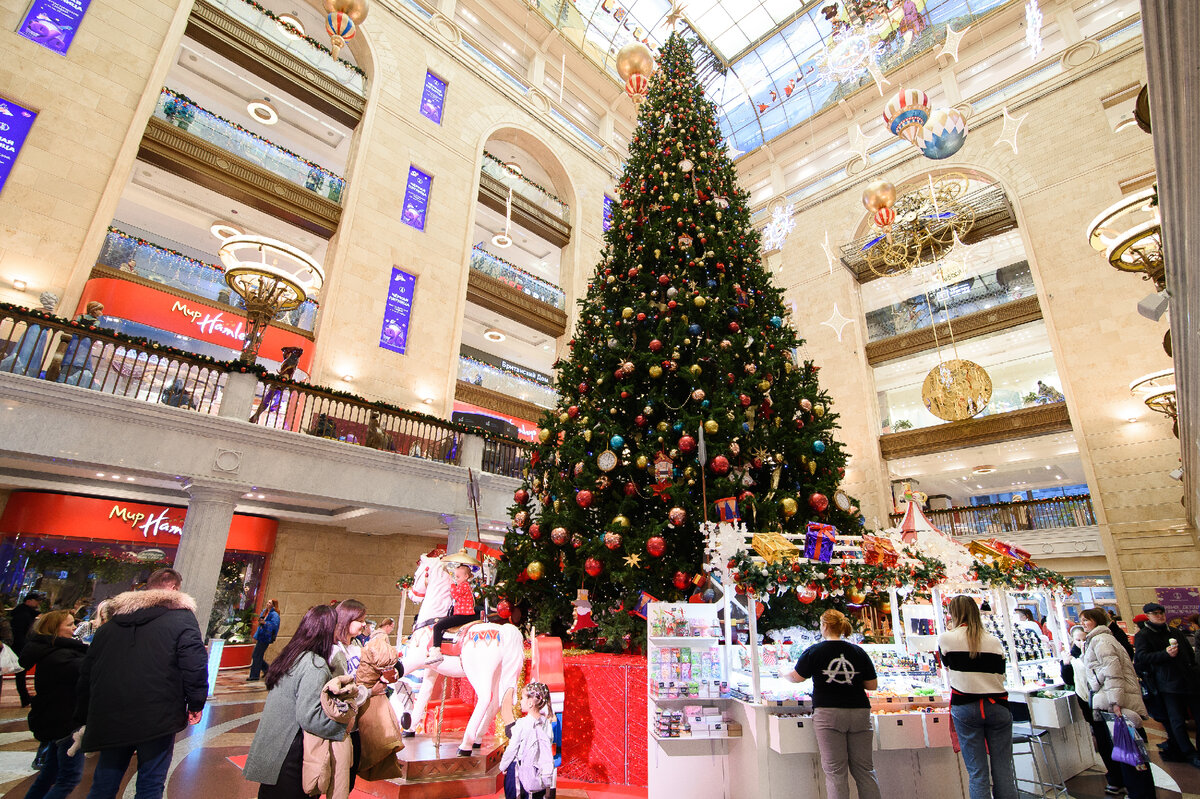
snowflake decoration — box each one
[1025,0,1044,60]
[817,27,886,87]
[703,521,748,576]
[762,203,796,251]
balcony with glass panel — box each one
[478,153,571,247]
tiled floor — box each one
[1,675,1199,799]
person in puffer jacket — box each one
[1080,607,1157,799]
[20,609,88,799]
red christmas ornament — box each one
[585,557,604,577]
[604,531,622,550]
[797,586,818,604]
[529,524,542,540]
[673,571,689,590]
[649,339,663,352]
[739,394,752,407]
[514,488,529,504]
[729,322,740,333]
[576,490,594,508]
[668,506,687,525]
[579,382,589,394]
[679,434,697,453]
[647,536,666,557]
[809,492,829,512]
[624,482,638,496]
[551,526,568,545]
[710,455,730,475]
[567,406,579,419]
[497,599,512,619]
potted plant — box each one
[893,419,913,431]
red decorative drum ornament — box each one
[625,73,649,104]
[874,206,896,229]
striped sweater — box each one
[938,625,1009,706]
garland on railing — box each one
[232,0,368,79]
[460,354,554,391]
[106,227,226,274]
[159,88,345,181]
[970,559,1076,594]
[727,546,947,599]
[471,245,563,294]
[482,150,567,208]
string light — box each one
[1025,0,1044,60]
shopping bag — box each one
[1106,711,1147,768]
[0,643,20,675]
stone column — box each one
[175,480,243,639]
[218,372,258,420]
[460,434,485,473]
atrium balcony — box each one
[466,247,567,338]
[478,153,572,247]
[138,88,344,237]
[185,0,366,126]
[880,402,1072,460]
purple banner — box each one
[0,96,37,196]
[603,195,614,232]
[17,0,89,54]
[1155,587,1200,631]
[402,166,432,231]
[379,267,416,355]
[420,71,446,125]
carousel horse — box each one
[394,550,524,755]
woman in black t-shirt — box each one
[785,609,881,799]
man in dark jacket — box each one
[1134,601,1200,767]
[10,591,43,708]
[75,568,208,799]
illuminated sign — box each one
[17,0,91,54]
[0,96,36,196]
[402,166,432,231]
[603,195,614,232]
[109,503,184,539]
[379,267,416,355]
[420,71,447,124]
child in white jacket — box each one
[498,681,556,799]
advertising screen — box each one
[420,71,447,124]
[402,166,432,231]
[17,0,90,54]
[379,267,416,354]
[0,96,36,195]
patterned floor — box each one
[0,674,1198,798]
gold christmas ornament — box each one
[526,561,545,580]
[861,179,896,213]
[780,497,798,517]
[704,420,719,434]
[615,42,656,83]
[921,358,993,421]
[649,365,663,378]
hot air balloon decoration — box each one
[322,0,368,59]
[883,88,930,145]
[917,107,969,160]
[616,42,655,104]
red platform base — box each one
[558,653,647,787]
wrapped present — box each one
[968,539,1016,569]
[876,537,899,568]
[1008,543,1032,561]
[751,531,799,564]
[804,522,837,563]
[861,534,882,566]
[988,538,1033,562]
[714,496,740,522]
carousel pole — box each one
[995,590,1021,687]
[889,588,905,651]
[747,593,761,702]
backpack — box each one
[516,719,555,793]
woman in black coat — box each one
[19,609,88,799]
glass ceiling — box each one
[533,0,1014,153]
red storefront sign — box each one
[453,400,538,442]
[76,278,314,371]
[0,492,276,553]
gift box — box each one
[861,534,881,566]
[876,537,899,568]
[968,539,1016,568]
[752,531,799,564]
[804,522,837,563]
[714,496,740,522]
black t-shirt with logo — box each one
[794,640,877,709]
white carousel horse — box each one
[393,551,524,755]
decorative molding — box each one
[865,295,1042,365]
[1061,39,1102,70]
[478,170,571,248]
[212,448,243,474]
[89,265,316,340]
[879,402,1072,460]
[187,0,365,128]
[465,268,568,339]
[455,381,545,422]
[138,117,342,238]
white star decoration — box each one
[938,23,970,64]
[864,58,891,96]
[821,304,853,342]
[821,230,840,275]
[994,106,1028,154]
[846,124,882,167]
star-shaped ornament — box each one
[938,23,970,64]
[821,304,854,342]
[994,106,1028,154]
[845,124,881,167]
[624,553,642,567]
[821,230,840,276]
[864,58,890,96]
[661,0,685,30]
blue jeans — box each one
[85,734,175,799]
[25,735,84,799]
[951,701,1018,799]
[249,638,270,680]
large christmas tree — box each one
[492,33,863,647]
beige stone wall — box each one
[261,521,444,648]
[772,43,1186,617]
[0,0,189,309]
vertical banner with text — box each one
[17,0,90,53]
[0,96,37,196]
[379,267,416,354]
[402,166,432,231]
[420,71,447,124]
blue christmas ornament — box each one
[688,324,702,336]
[812,440,826,454]
[706,279,717,288]
[770,316,783,327]
[673,422,683,432]
[701,400,709,408]
[610,435,624,448]
[743,422,751,432]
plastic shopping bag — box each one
[1105,711,1148,769]
[0,643,19,675]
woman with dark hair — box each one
[244,605,350,798]
[939,595,1017,799]
[20,609,87,799]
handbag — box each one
[1104,711,1148,769]
[0,643,21,675]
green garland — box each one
[234,0,368,79]
[971,559,1076,594]
[728,546,947,599]
[482,151,567,208]
[161,88,344,180]
[472,245,563,293]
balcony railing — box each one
[153,88,346,205]
[98,230,318,331]
[481,153,569,223]
[200,0,366,96]
[470,247,566,310]
[458,355,557,409]
[482,437,528,479]
[889,495,1097,537]
[0,306,229,413]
